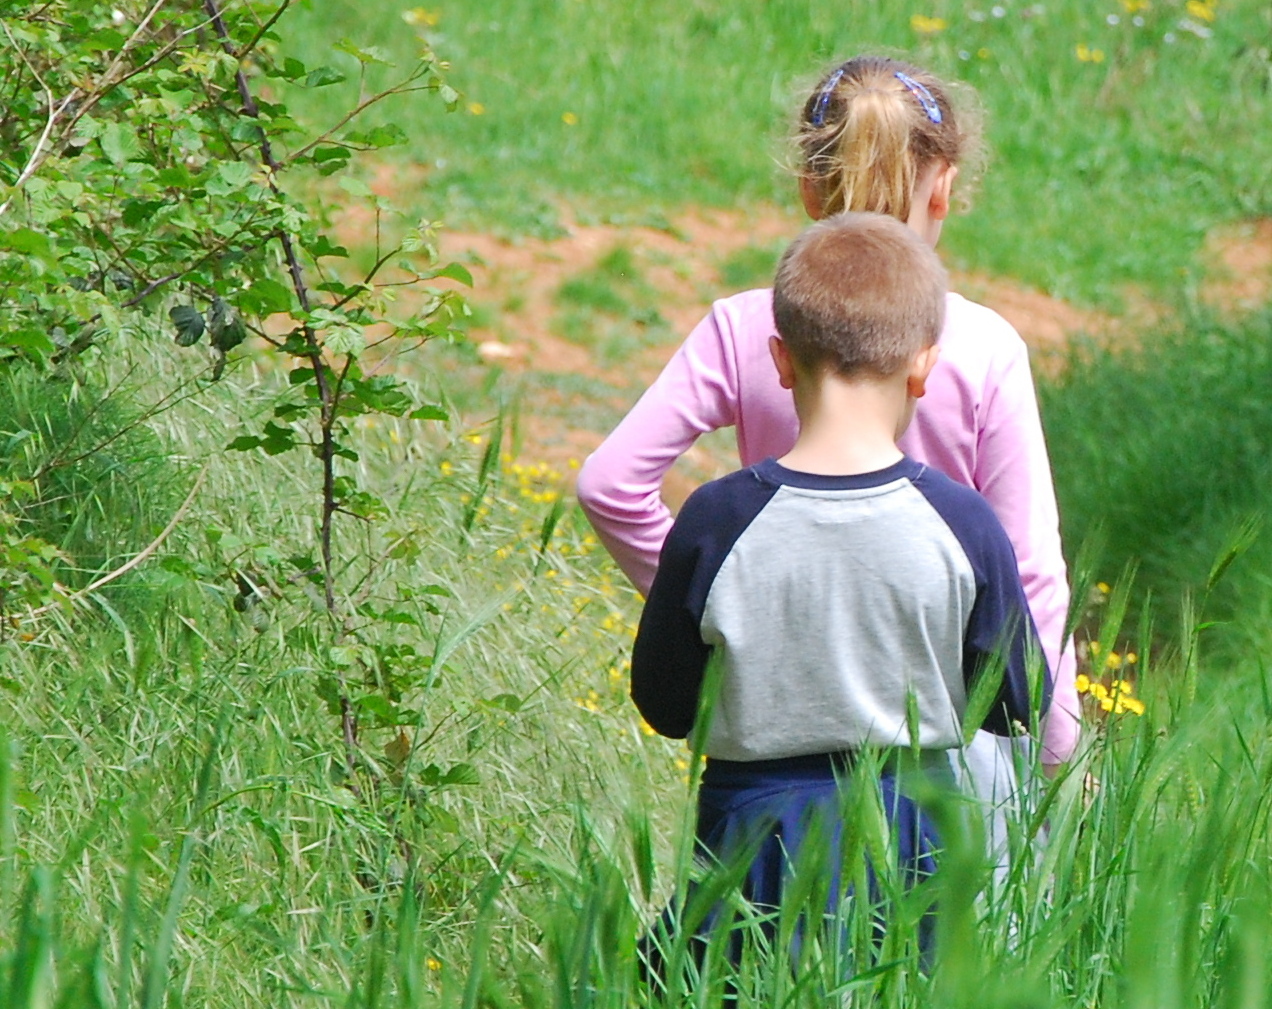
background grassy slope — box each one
[284,0,1272,307]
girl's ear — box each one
[769,336,798,390]
[798,176,824,221]
[928,163,958,222]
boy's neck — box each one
[777,370,910,477]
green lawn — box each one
[284,0,1272,307]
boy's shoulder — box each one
[672,465,779,538]
[908,464,1017,566]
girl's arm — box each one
[576,303,741,597]
[977,341,1081,767]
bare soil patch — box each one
[429,208,1127,477]
[328,189,1272,492]
[1202,218,1272,314]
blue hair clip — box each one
[809,66,848,128]
[894,71,943,124]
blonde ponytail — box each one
[797,57,977,222]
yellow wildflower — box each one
[562,111,579,126]
[1097,582,1111,594]
[1185,0,1215,21]
[1075,674,1091,693]
[1127,652,1138,664]
[426,957,442,971]
[1089,640,1101,655]
[1090,683,1109,701]
[403,8,441,27]
[910,14,948,33]
[1100,697,1115,712]
[1076,44,1106,63]
[1120,0,1150,11]
[1122,696,1146,716]
[468,102,486,116]
[1106,651,1122,668]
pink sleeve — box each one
[576,304,740,597]
[977,342,1081,766]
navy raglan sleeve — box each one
[630,471,778,739]
[962,516,1052,735]
[913,470,1052,736]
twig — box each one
[0,20,77,218]
[235,0,291,61]
[21,466,208,621]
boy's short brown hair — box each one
[773,211,947,377]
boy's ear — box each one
[928,163,958,222]
[907,344,941,398]
[769,336,798,390]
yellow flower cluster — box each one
[1185,0,1216,21]
[1076,43,1106,63]
[1076,670,1145,715]
[1120,0,1150,11]
[507,457,564,505]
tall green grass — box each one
[1039,306,1272,637]
[282,0,1272,306]
[4,492,1272,1006]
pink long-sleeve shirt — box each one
[577,288,1080,765]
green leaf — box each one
[156,165,194,188]
[482,693,523,713]
[260,421,297,455]
[350,376,412,415]
[439,763,480,786]
[239,279,293,315]
[205,161,256,196]
[1,329,56,357]
[311,146,352,176]
[323,326,364,358]
[169,305,205,346]
[83,28,126,50]
[303,235,348,259]
[226,435,262,452]
[337,177,372,199]
[100,122,140,167]
[333,39,393,65]
[209,299,247,352]
[430,262,473,286]
[122,199,166,227]
[345,124,408,149]
[0,228,52,258]
[304,66,347,87]
[409,404,448,422]
[354,694,395,722]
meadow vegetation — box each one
[1,0,1272,1005]
[285,0,1272,307]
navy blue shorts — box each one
[642,751,947,984]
